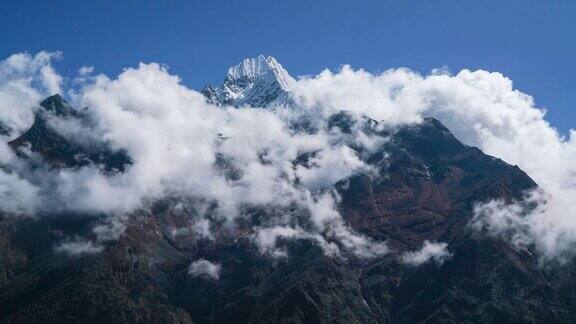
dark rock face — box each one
[1,97,574,323]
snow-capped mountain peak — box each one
[224,55,293,88]
[204,55,296,108]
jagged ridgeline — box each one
[9,94,131,171]
[1,56,575,324]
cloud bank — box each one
[0,52,575,263]
[294,65,576,264]
[0,54,388,259]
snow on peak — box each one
[205,55,296,108]
[225,55,294,88]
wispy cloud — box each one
[401,241,452,267]
[188,259,221,280]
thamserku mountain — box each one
[1,56,574,324]
[202,55,295,108]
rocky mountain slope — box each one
[1,57,575,323]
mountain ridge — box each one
[1,56,574,323]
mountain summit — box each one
[203,55,295,108]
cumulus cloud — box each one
[292,66,576,264]
[188,259,221,280]
[401,240,452,267]
[292,66,427,125]
[1,51,575,264]
[0,56,385,259]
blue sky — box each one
[1,0,574,133]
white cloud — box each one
[0,59,382,258]
[251,193,388,259]
[1,52,576,264]
[0,52,64,216]
[0,169,40,215]
[401,240,452,267]
[78,66,94,76]
[295,145,373,190]
[291,65,576,264]
[472,189,576,265]
[252,225,341,258]
[55,239,104,256]
[0,51,62,135]
[292,66,427,125]
[188,259,221,280]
